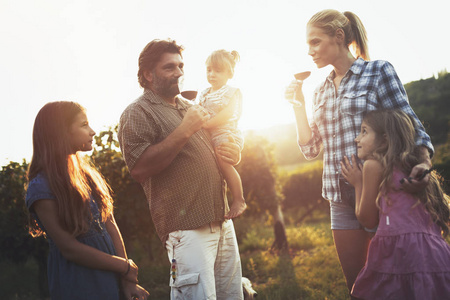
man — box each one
[118,39,244,300]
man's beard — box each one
[152,73,181,99]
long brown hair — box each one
[364,109,450,236]
[307,9,370,60]
[27,101,114,237]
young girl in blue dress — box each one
[26,101,149,300]
[341,109,450,299]
[199,49,246,219]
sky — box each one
[1,0,449,166]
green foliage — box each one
[405,72,450,145]
[282,161,329,223]
[0,161,48,263]
[433,133,450,191]
[0,160,49,298]
[237,132,282,216]
[91,126,156,255]
[239,219,347,300]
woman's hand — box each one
[285,79,305,105]
[400,162,431,193]
[340,155,363,187]
[121,279,149,300]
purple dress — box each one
[351,169,450,299]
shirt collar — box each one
[323,57,366,86]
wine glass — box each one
[180,90,198,101]
[291,71,311,106]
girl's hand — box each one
[121,279,149,300]
[340,155,363,187]
[123,259,139,284]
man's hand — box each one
[215,135,241,166]
[180,105,210,136]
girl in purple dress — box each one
[26,101,149,300]
[341,109,450,299]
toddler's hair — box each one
[363,109,449,236]
[206,49,240,78]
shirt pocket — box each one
[340,91,368,116]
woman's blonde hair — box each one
[308,9,370,60]
[27,101,114,237]
[364,109,450,237]
[206,49,240,78]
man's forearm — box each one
[130,126,192,182]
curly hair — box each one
[363,109,449,237]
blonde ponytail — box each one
[308,9,370,60]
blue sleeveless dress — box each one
[26,173,120,300]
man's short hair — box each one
[137,39,184,89]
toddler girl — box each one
[341,109,450,299]
[199,49,246,219]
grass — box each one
[237,219,348,300]
[1,218,351,300]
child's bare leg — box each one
[218,158,246,219]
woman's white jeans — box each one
[165,220,243,300]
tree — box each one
[237,132,288,250]
[0,161,49,298]
[405,72,450,145]
[282,160,329,224]
[91,126,156,256]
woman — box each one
[284,9,434,296]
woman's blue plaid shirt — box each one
[299,58,433,202]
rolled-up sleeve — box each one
[118,104,157,171]
[298,120,323,160]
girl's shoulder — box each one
[363,159,384,174]
[225,85,241,97]
[26,173,56,210]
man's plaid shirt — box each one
[299,58,433,203]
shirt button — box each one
[333,134,336,138]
